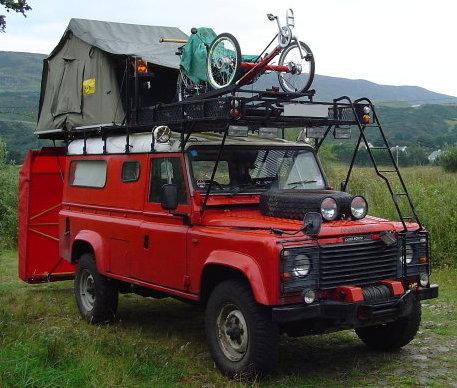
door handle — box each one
[143,235,150,249]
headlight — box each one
[292,254,311,277]
[400,244,414,264]
[351,196,368,219]
[321,197,338,221]
[419,272,429,287]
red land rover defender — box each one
[18,130,438,378]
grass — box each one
[324,165,457,268]
[0,251,456,387]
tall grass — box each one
[0,141,18,250]
[324,164,457,268]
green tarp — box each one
[180,27,258,84]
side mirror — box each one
[340,180,348,192]
[303,212,322,236]
[161,184,178,210]
[267,13,276,21]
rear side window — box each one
[149,157,187,204]
[69,160,107,188]
[122,161,140,182]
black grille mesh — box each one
[319,239,398,289]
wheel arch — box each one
[71,230,106,272]
[200,251,269,305]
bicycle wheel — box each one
[278,41,315,93]
[207,33,241,89]
[177,71,208,101]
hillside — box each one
[0,50,456,161]
[252,72,457,105]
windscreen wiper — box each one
[287,179,317,189]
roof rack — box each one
[37,89,369,140]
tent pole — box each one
[134,57,139,124]
[124,57,131,125]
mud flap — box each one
[18,147,75,283]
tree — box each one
[0,0,31,32]
[439,146,457,173]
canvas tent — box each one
[36,18,187,136]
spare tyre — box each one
[259,189,353,221]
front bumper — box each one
[272,284,438,327]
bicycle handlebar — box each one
[159,38,188,43]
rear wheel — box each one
[177,71,209,101]
[278,41,315,93]
[74,252,118,324]
[205,279,278,379]
[355,299,421,350]
[207,33,241,89]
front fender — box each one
[72,230,106,272]
[204,250,269,305]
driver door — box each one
[134,154,191,290]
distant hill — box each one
[0,51,45,91]
[0,50,456,162]
[251,73,457,105]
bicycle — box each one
[207,9,315,94]
[160,28,211,101]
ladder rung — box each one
[379,169,397,173]
[395,193,407,196]
[370,146,389,150]
[402,216,415,221]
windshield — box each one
[188,146,326,194]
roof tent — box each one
[36,18,187,137]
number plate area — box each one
[283,103,329,118]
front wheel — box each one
[278,41,315,93]
[355,299,421,350]
[205,279,278,379]
[207,33,241,90]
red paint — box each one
[333,286,364,302]
[240,62,289,73]
[18,148,74,282]
[18,148,420,306]
[380,280,404,296]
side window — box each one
[122,161,140,182]
[69,160,107,188]
[149,157,187,204]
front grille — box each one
[319,239,398,290]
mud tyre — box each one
[355,299,421,350]
[74,252,118,324]
[205,279,278,379]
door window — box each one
[122,161,140,182]
[149,158,187,204]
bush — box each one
[439,146,457,172]
[0,139,18,249]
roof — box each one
[171,131,315,152]
[53,18,188,69]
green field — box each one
[0,251,456,387]
[324,165,457,268]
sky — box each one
[0,0,456,97]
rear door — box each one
[18,147,75,283]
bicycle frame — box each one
[235,9,305,88]
[236,42,288,86]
